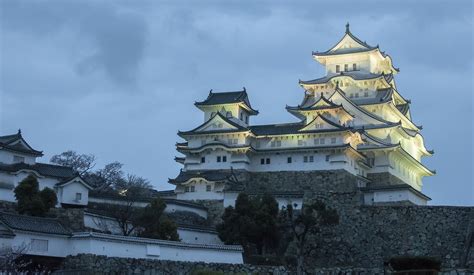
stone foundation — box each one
[57,254,288,275]
[367,172,407,187]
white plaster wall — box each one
[0,150,36,165]
[364,189,427,205]
[69,235,242,264]
[177,228,222,245]
[59,183,89,206]
[176,189,224,201]
[8,232,70,258]
[324,53,371,75]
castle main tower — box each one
[170,24,434,205]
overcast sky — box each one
[1,0,472,206]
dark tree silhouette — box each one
[280,200,339,275]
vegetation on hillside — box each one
[14,175,57,216]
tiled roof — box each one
[169,169,235,184]
[178,112,250,137]
[299,71,391,85]
[249,123,303,136]
[0,212,71,235]
[195,89,258,114]
[0,162,77,179]
[0,131,43,156]
[396,103,410,115]
[249,119,350,136]
[177,223,218,234]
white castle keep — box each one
[170,24,434,205]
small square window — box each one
[287,157,292,163]
[353,63,357,71]
[190,186,195,192]
[344,64,348,72]
[309,156,314,162]
[331,137,337,144]
[217,156,221,162]
[75,193,82,201]
[326,155,330,161]
[303,156,308,163]
[222,156,227,162]
[13,156,25,163]
[185,186,190,192]
[260,158,265,165]
[336,65,340,73]
[314,138,320,145]
[364,91,369,97]
[266,158,270,164]
[201,157,205,163]
[206,185,211,192]
[320,138,325,144]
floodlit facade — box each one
[171,24,434,205]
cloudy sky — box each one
[1,0,472,206]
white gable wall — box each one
[0,150,36,165]
[58,182,89,206]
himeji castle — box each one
[170,24,435,206]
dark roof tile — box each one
[0,212,71,235]
[0,162,77,179]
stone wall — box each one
[57,254,288,275]
[366,172,406,187]
[194,200,225,226]
[240,170,363,209]
[304,205,474,270]
[50,208,85,231]
[56,254,473,275]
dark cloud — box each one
[0,0,472,206]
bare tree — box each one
[280,201,339,275]
[102,175,153,235]
[50,150,96,175]
[91,161,124,190]
[0,244,31,273]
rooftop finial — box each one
[17,129,21,135]
[345,22,350,33]
[209,89,213,94]
[242,87,246,92]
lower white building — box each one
[0,131,92,207]
[0,212,243,264]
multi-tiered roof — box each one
[171,24,434,199]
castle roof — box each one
[0,212,71,236]
[299,71,393,85]
[169,169,237,185]
[0,130,43,156]
[312,23,378,57]
[178,112,250,137]
[195,88,258,114]
[0,162,77,179]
